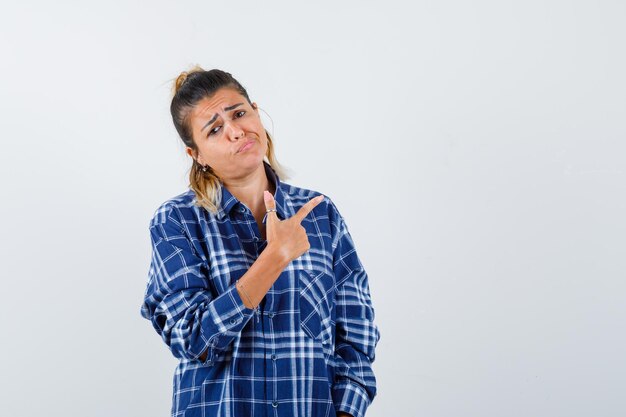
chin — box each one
[237,153,265,169]
[241,148,264,161]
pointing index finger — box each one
[293,194,324,223]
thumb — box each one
[263,190,276,211]
[263,190,279,221]
[263,190,278,228]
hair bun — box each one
[171,64,205,97]
[174,72,189,93]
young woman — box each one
[140,67,380,417]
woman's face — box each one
[186,87,267,181]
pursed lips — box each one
[237,139,255,153]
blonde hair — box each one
[170,65,289,214]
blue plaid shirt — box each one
[140,161,380,417]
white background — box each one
[1,1,625,416]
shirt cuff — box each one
[332,380,371,417]
[191,282,255,364]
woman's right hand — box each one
[263,190,324,265]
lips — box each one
[237,139,255,153]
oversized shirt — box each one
[140,161,380,417]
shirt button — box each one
[272,401,279,408]
[271,354,277,361]
[230,318,238,325]
[239,206,246,213]
[268,312,275,318]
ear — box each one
[252,102,258,110]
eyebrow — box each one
[201,103,244,132]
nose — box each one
[224,120,245,141]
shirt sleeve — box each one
[328,200,381,417]
[140,204,255,365]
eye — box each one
[206,110,246,137]
[208,125,221,137]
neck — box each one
[222,163,275,215]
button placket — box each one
[268,311,276,360]
[268,310,278,399]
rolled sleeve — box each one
[140,204,254,364]
[198,282,251,353]
[332,380,371,417]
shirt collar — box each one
[216,160,288,220]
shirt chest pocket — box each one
[298,268,336,346]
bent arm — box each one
[140,206,287,365]
[197,245,288,361]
